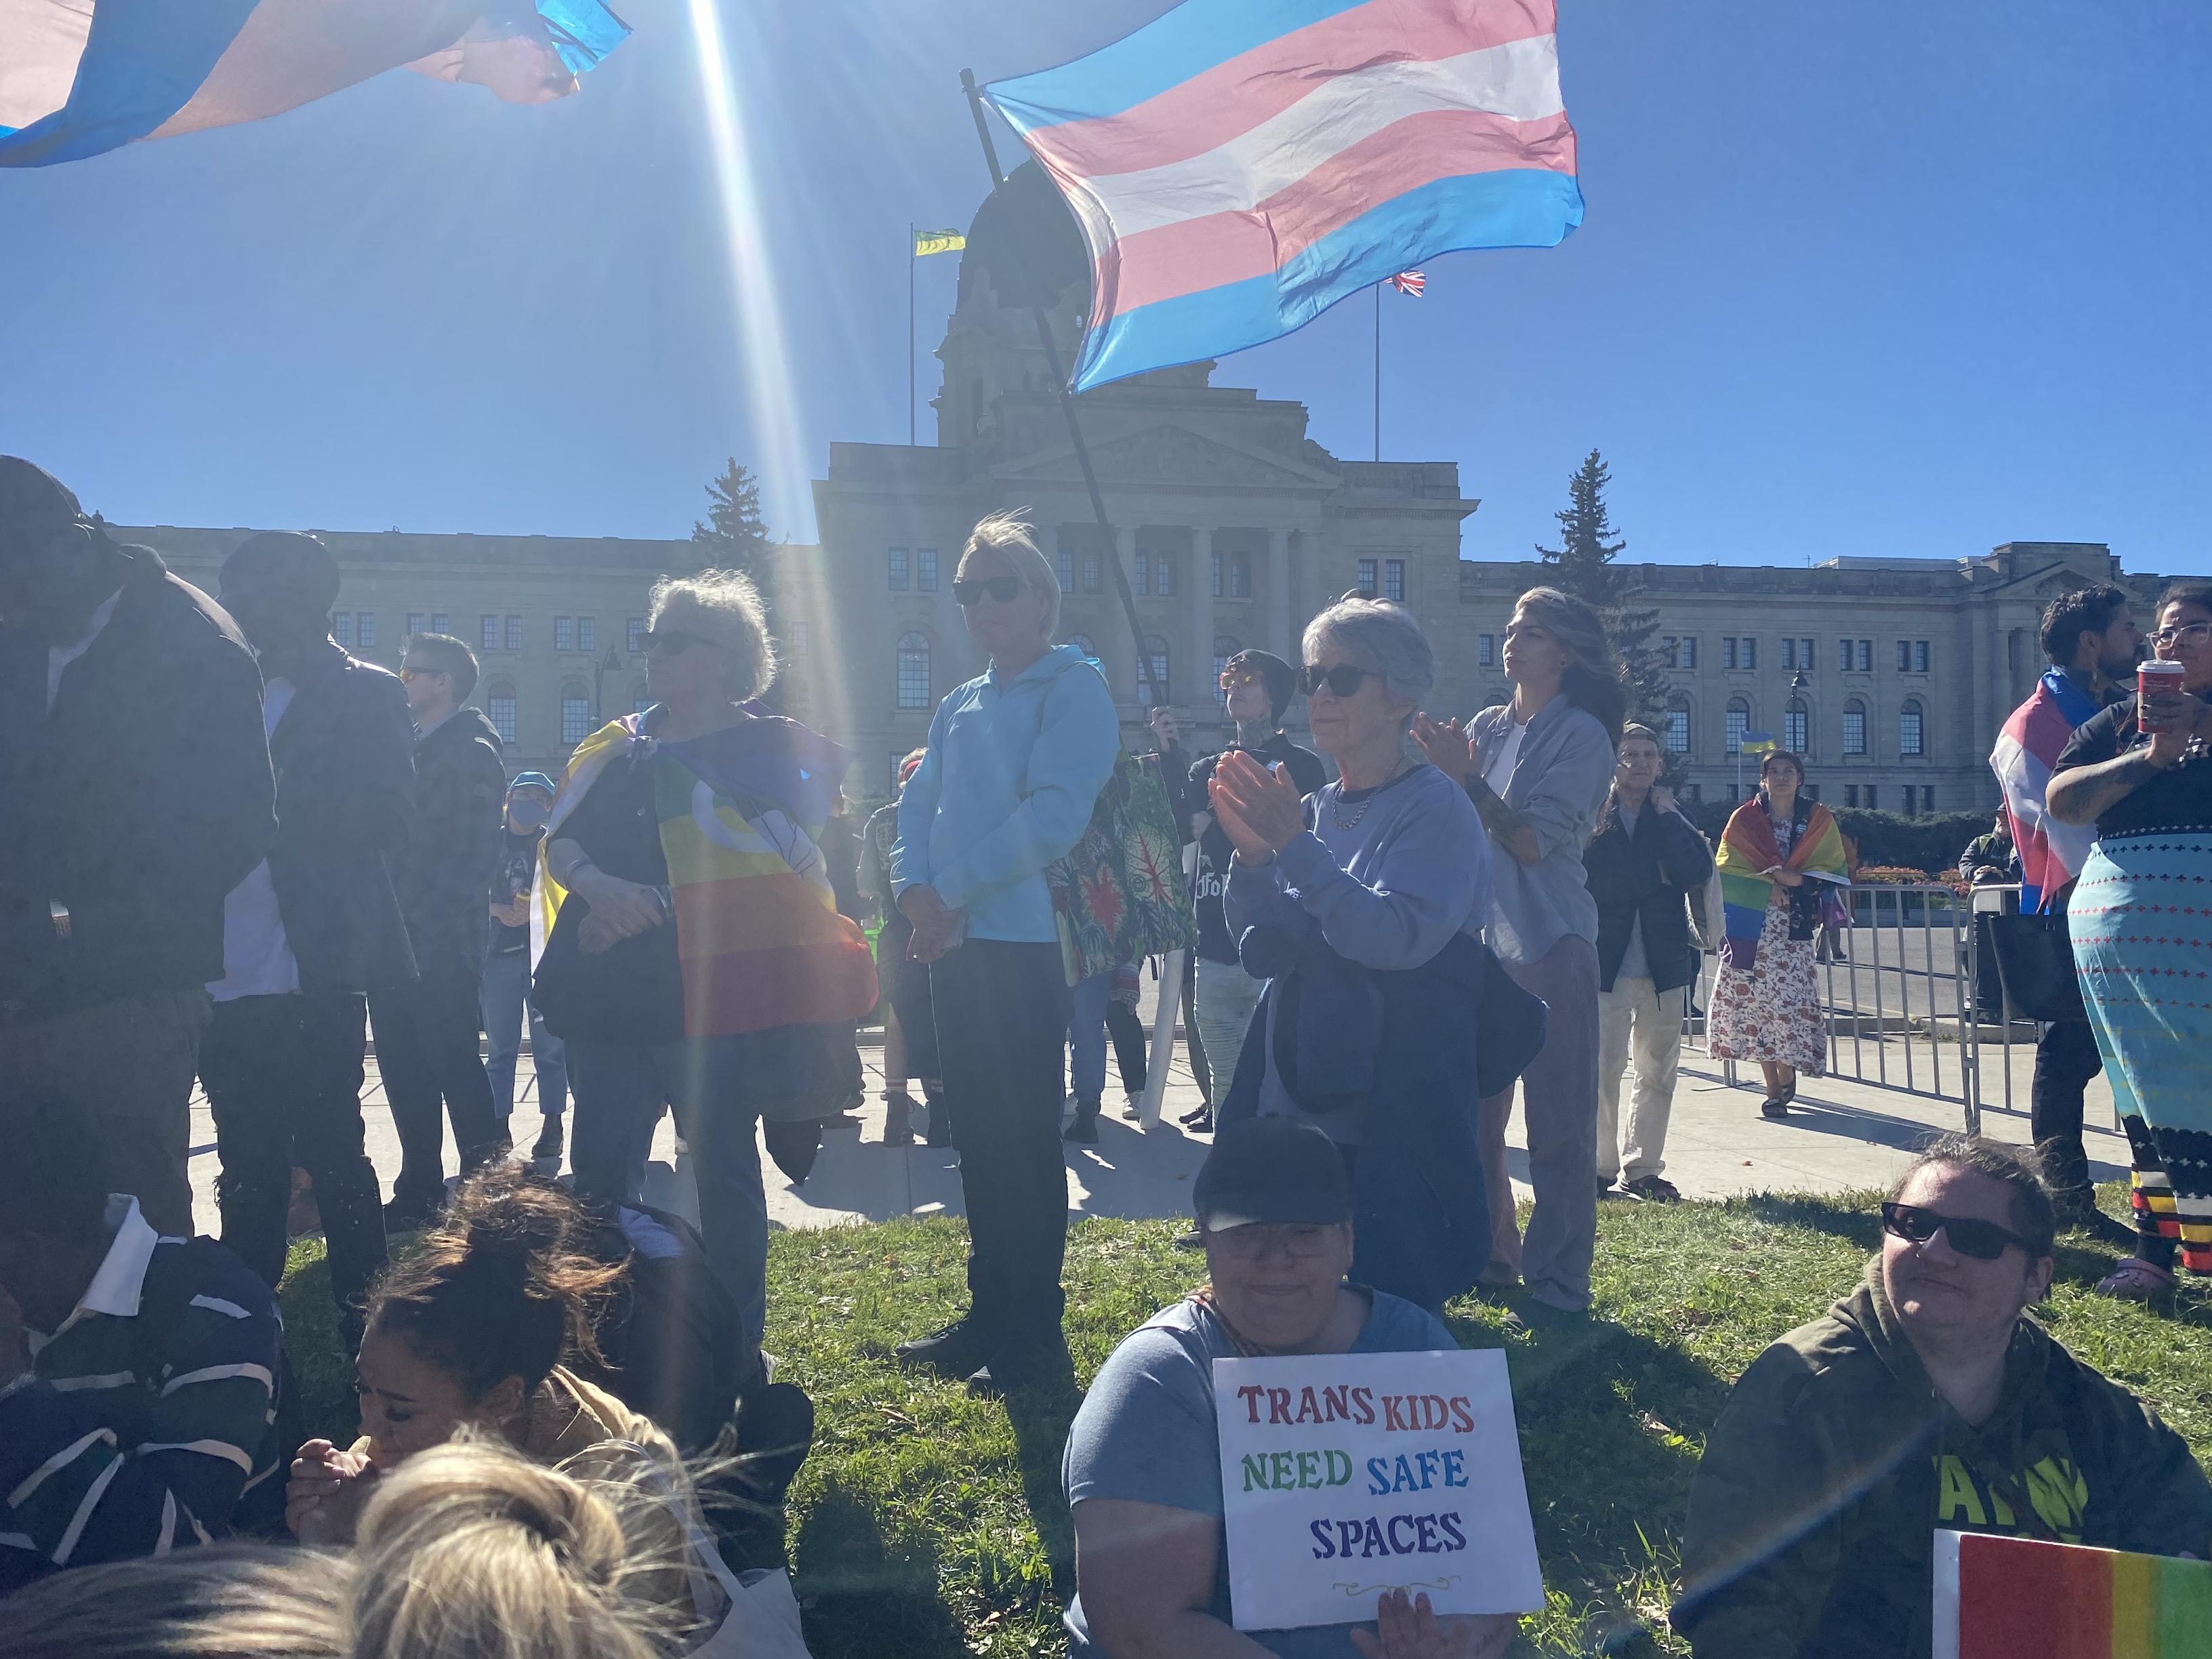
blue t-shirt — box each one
[1063,1289,1458,1659]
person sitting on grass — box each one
[1672,1136,2212,1659]
[1062,1116,1517,1659]
[0,1091,284,1595]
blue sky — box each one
[1,0,2205,573]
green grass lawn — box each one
[277,1187,2212,1658]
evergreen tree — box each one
[1534,449,1673,732]
[692,459,773,592]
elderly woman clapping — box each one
[1206,598,1496,1313]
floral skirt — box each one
[1708,901,1827,1073]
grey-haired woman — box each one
[1414,585,1621,1316]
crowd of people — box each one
[2,454,2207,1658]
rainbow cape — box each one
[1713,798,1849,970]
[1935,1531,2212,1658]
[535,714,877,1038]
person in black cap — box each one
[0,457,274,1237]
[1182,651,1326,1130]
[1060,1116,1514,1659]
[199,531,417,1340]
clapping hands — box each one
[1208,750,1303,861]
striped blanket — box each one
[538,715,878,1038]
[1714,798,1849,970]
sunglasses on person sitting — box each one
[1300,662,1380,697]
[951,575,1025,606]
[638,628,718,656]
[1879,1202,2030,1261]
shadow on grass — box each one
[792,1487,966,1659]
[1004,1377,1085,1601]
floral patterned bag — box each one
[1046,750,1197,987]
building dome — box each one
[957,160,1090,314]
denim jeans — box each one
[1067,968,1113,1103]
[480,948,566,1124]
[565,1036,770,1344]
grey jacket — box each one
[1467,698,1616,964]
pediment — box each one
[2031,567,2105,599]
[998,423,1339,489]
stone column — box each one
[1189,525,1215,718]
[1267,527,1293,660]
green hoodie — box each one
[1671,1263,2212,1658]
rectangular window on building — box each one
[554,616,574,653]
[1212,552,1223,598]
[1839,638,1853,672]
[482,614,500,651]
[1056,548,1074,593]
[505,615,523,652]
[1742,636,1757,670]
[1683,782,1702,803]
[333,612,354,648]
[561,696,590,744]
[1801,638,1815,669]
[1384,559,1405,602]
[1134,553,1149,594]
[888,548,909,591]
[1723,637,1738,672]
[358,613,375,648]
[1856,639,1873,672]
[1900,707,1924,756]
[1231,555,1251,598]
[1845,785,1858,808]
[1478,634,1495,668]
[1898,640,1911,674]
[1665,710,1689,752]
[1781,638,1796,670]
[1082,555,1101,593]
[1914,640,1929,673]
[1157,555,1176,596]
[487,694,516,743]
[627,617,644,653]
[918,548,938,592]
[430,613,449,635]
[1865,784,1879,811]
[407,612,426,636]
[1843,708,1866,754]
[1356,558,1378,598]
[1922,785,1935,813]
[578,617,596,653]
[1680,636,1697,670]
[1725,708,1749,754]
[1784,706,1807,752]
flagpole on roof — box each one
[909,223,917,446]
[958,68,1163,718]
[1374,283,1382,463]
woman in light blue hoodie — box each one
[888,512,1120,1391]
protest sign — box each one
[1212,1349,1542,1633]
[1933,1530,2212,1658]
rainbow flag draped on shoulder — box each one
[536,714,877,1038]
[1713,798,1849,970]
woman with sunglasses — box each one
[888,513,1120,1392]
[1675,1136,2212,1657]
[529,569,877,1357]
[1412,586,1622,1319]
[1206,598,1496,1313]
[2049,580,2212,1301]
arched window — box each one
[1212,634,1240,696]
[1784,699,1808,756]
[896,632,931,710]
[1725,697,1752,755]
[1842,699,1868,756]
[559,682,591,745]
[631,680,653,716]
[1064,632,1097,661]
[484,680,517,745]
[1664,699,1691,754]
[1141,634,1171,703]
[1899,699,1925,757]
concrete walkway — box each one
[184,981,2130,1240]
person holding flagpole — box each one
[1706,752,1851,1118]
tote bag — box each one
[1986,911,2088,1023]
[1046,749,1197,986]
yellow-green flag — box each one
[914,228,965,256]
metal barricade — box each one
[1688,882,2042,1134]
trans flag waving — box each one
[0,1,628,168]
[983,0,1582,391]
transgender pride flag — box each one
[983,0,1582,391]
[0,1,628,169]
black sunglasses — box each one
[951,575,1024,606]
[1300,662,1380,698]
[639,628,717,656]
[1879,1202,2031,1262]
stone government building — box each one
[119,165,2186,814]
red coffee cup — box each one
[2139,659,2186,735]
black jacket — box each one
[390,706,506,979]
[265,642,419,996]
[0,543,274,1018]
[1582,797,1714,994]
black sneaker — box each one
[530,1116,565,1177]
[893,1317,995,1378]
[382,1193,441,1233]
[1063,1099,1101,1144]
[1622,1174,1681,1204]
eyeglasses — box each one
[1204,1222,1340,1259]
[638,628,717,656]
[951,575,1024,606]
[1219,668,1266,691]
[2151,621,2212,649]
[396,666,445,684]
[1879,1202,2032,1262]
[1300,663,1380,698]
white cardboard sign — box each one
[1212,1349,1543,1633]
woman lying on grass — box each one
[1063,1117,1517,1659]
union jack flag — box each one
[1388,270,1425,297]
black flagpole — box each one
[959,68,1162,715]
